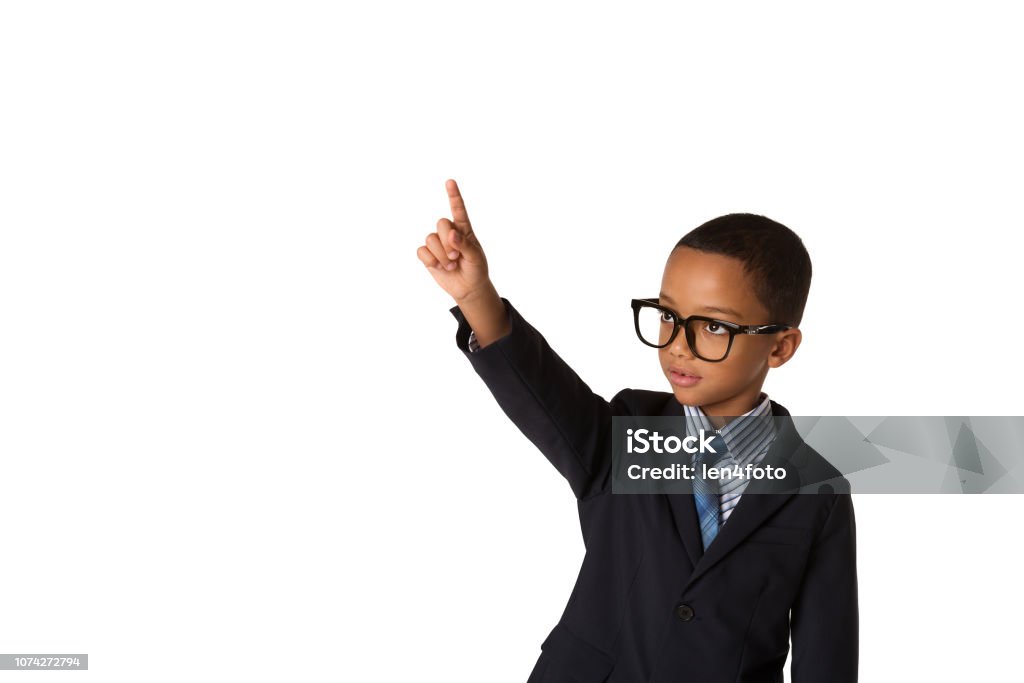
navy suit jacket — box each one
[450,297,858,683]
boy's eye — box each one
[659,311,675,324]
[703,321,729,336]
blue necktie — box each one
[693,432,729,551]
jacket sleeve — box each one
[449,297,632,500]
[789,493,860,682]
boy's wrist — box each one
[454,282,510,349]
[454,280,499,307]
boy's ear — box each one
[767,328,802,368]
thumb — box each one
[450,227,484,264]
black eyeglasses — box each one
[631,298,793,362]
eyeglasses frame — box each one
[630,297,793,362]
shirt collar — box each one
[682,392,775,464]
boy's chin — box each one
[669,384,704,403]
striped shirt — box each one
[683,393,776,526]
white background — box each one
[2,1,1022,681]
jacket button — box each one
[675,603,695,621]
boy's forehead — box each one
[660,247,766,318]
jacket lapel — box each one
[661,397,803,586]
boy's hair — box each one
[674,213,812,327]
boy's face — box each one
[658,246,802,418]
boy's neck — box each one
[698,391,768,430]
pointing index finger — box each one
[446,179,473,234]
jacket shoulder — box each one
[789,437,853,495]
[608,388,676,416]
[770,400,853,495]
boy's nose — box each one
[669,334,694,359]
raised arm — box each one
[449,296,631,499]
[417,179,630,499]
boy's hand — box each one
[417,179,491,303]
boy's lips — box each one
[668,366,702,387]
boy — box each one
[417,179,858,682]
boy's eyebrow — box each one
[658,293,744,319]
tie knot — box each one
[695,431,729,466]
